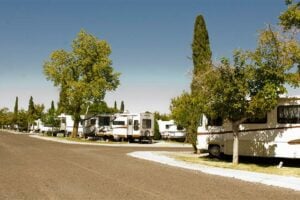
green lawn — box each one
[162,152,300,177]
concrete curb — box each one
[28,134,192,148]
[128,151,300,191]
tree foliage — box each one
[170,92,202,152]
[120,101,125,113]
[279,0,300,30]
[153,112,170,140]
[171,14,212,152]
[44,30,120,137]
[204,27,300,164]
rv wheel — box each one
[208,145,221,158]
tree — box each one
[44,30,120,138]
[170,92,202,152]
[204,27,300,164]
[191,14,212,93]
[279,0,300,30]
[27,96,35,131]
[153,112,170,140]
[114,101,117,110]
[13,96,18,129]
[120,101,125,113]
[0,108,10,129]
[42,101,59,132]
[171,14,212,153]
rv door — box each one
[127,116,133,136]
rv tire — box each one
[208,145,221,158]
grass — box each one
[162,152,300,177]
[40,134,129,144]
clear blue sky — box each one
[0,0,297,113]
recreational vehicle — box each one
[31,119,58,133]
[157,120,186,141]
[197,96,300,158]
[82,114,114,138]
[112,112,154,142]
[57,113,84,136]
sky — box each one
[0,0,298,114]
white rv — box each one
[112,112,154,142]
[31,119,58,133]
[197,96,300,158]
[82,114,114,138]
[57,113,84,136]
[157,120,186,141]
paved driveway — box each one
[0,131,299,200]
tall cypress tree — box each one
[13,96,19,128]
[14,96,18,117]
[27,96,35,131]
[50,100,55,113]
[120,101,125,113]
[191,15,212,94]
[114,101,117,109]
[28,96,35,115]
[181,15,212,152]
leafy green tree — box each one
[0,108,10,129]
[44,29,120,137]
[17,109,29,131]
[170,93,202,152]
[120,101,125,113]
[82,101,115,114]
[153,112,170,140]
[204,27,300,164]
[279,0,300,30]
[42,101,59,132]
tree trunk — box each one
[232,121,240,165]
[71,111,81,138]
[71,120,79,138]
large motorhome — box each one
[197,96,300,158]
[57,113,84,136]
[157,120,186,141]
[82,114,114,138]
[112,112,154,142]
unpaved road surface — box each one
[0,131,299,200]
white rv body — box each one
[112,112,154,141]
[157,120,186,140]
[82,114,114,138]
[57,113,84,136]
[31,119,57,133]
[197,96,300,158]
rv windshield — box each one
[142,119,151,129]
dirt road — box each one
[0,131,299,200]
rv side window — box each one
[91,119,96,125]
[128,119,133,125]
[99,116,110,126]
[165,125,170,129]
[207,116,223,126]
[243,114,267,124]
[142,119,152,129]
[134,120,139,130]
[277,105,300,124]
[113,121,125,125]
[61,118,66,124]
[177,125,184,130]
